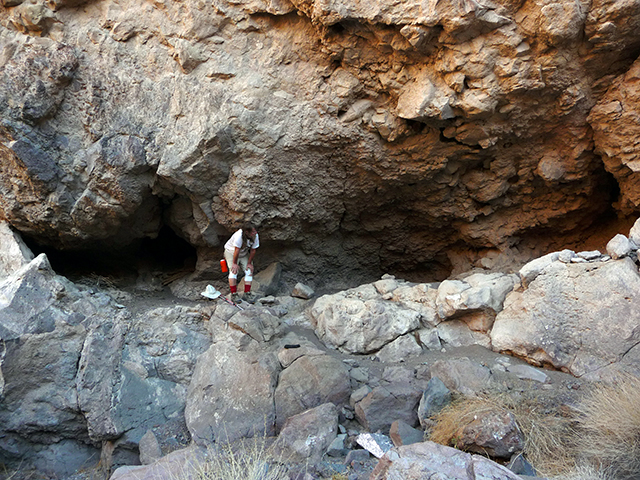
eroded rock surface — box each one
[0,0,638,283]
[492,256,640,378]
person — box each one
[224,224,259,303]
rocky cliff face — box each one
[1,0,639,284]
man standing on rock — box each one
[224,224,259,303]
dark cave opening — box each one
[23,226,197,283]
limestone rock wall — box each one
[1,0,639,282]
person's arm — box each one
[247,248,257,273]
[231,247,241,274]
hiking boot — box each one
[243,291,257,304]
[229,292,241,304]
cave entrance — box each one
[24,226,197,285]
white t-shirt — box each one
[224,229,260,257]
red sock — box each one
[244,284,251,293]
[230,285,237,293]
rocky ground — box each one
[5,219,640,480]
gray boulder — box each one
[370,441,523,480]
[273,403,339,464]
[354,384,422,434]
[389,420,424,447]
[491,257,640,377]
[606,233,634,259]
[185,324,281,444]
[430,358,495,396]
[0,254,120,473]
[310,284,421,354]
[417,377,452,429]
[110,445,207,480]
[0,221,33,278]
[435,273,517,320]
[275,354,351,431]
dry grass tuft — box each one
[571,374,640,480]
[428,374,640,480]
[551,464,616,480]
[197,437,289,480]
[428,393,576,477]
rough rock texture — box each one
[274,354,351,431]
[451,408,524,459]
[0,220,33,277]
[1,0,640,283]
[273,402,339,464]
[185,318,281,445]
[370,441,523,480]
[491,256,640,378]
[0,252,213,474]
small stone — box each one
[577,250,602,261]
[292,282,314,299]
[327,433,349,457]
[355,433,394,458]
[606,234,633,260]
[389,420,424,447]
[507,364,548,383]
[557,249,575,263]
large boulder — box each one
[310,284,422,353]
[185,317,281,444]
[273,403,339,464]
[274,354,351,431]
[370,441,523,480]
[491,257,640,377]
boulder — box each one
[273,403,339,464]
[138,430,162,466]
[375,334,423,362]
[0,255,119,473]
[185,326,281,444]
[435,273,517,320]
[310,285,421,354]
[370,441,523,480]
[606,234,634,259]
[110,445,207,480]
[80,305,212,445]
[491,258,640,377]
[451,408,524,459]
[436,320,491,349]
[354,384,422,434]
[240,262,282,297]
[429,358,495,396]
[417,377,452,429]
[389,420,424,447]
[519,252,560,287]
[356,433,394,459]
[291,282,315,299]
[275,355,351,431]
[390,282,440,327]
[0,221,33,278]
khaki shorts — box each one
[224,250,250,278]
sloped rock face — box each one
[0,0,637,283]
[0,253,213,474]
[492,256,640,378]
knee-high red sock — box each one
[230,285,237,293]
[244,284,251,293]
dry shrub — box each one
[552,464,615,480]
[572,374,640,480]
[428,393,576,477]
[197,437,289,480]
